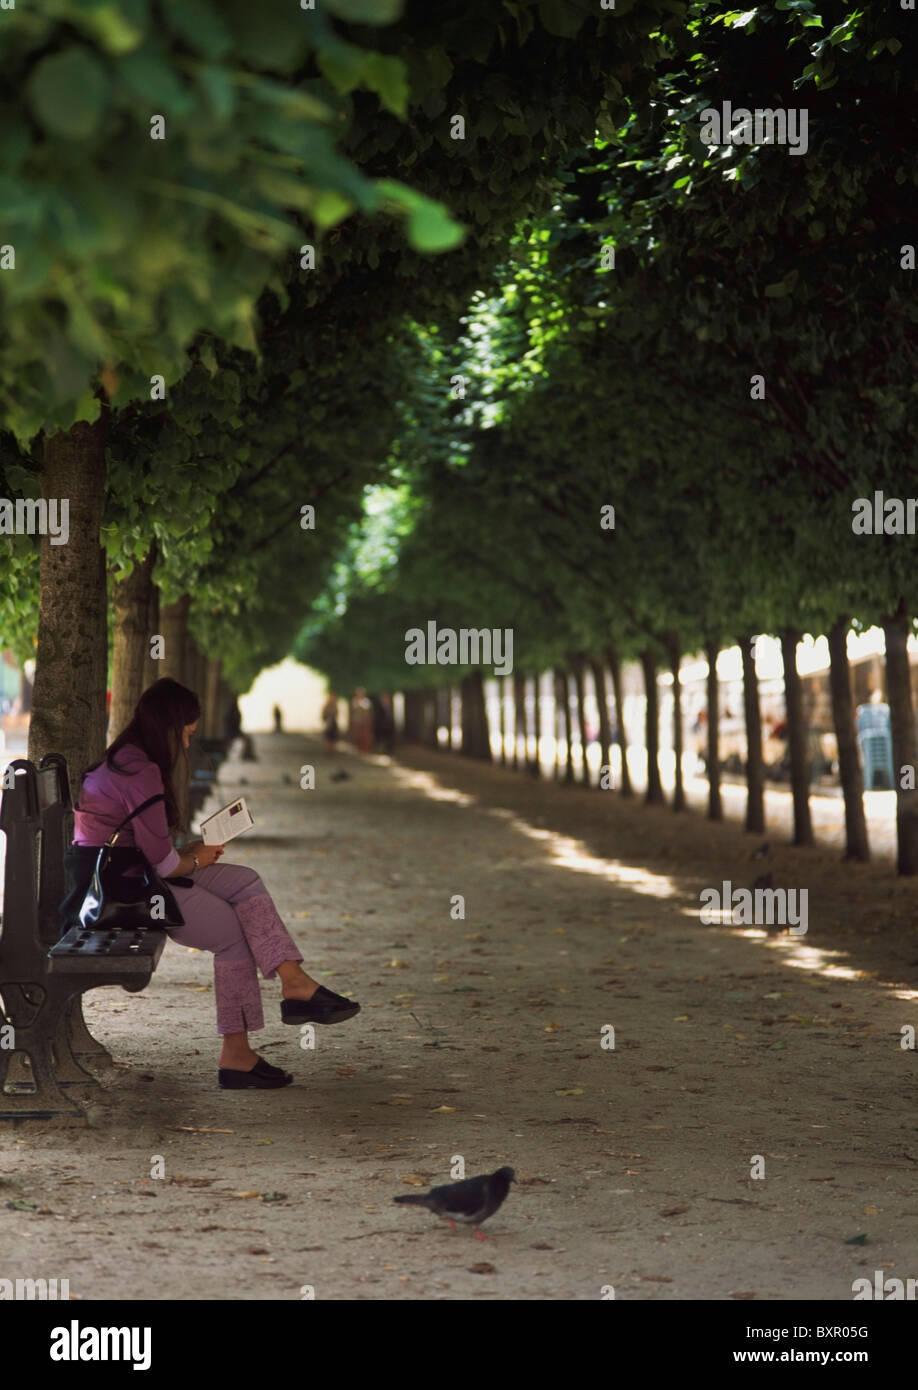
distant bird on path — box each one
[753,842,771,860]
[393,1167,515,1239]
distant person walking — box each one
[273,704,283,733]
[322,691,340,752]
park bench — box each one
[0,756,165,1120]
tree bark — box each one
[705,637,722,821]
[590,659,612,790]
[204,658,222,739]
[513,670,526,771]
[570,655,589,786]
[403,689,423,742]
[740,634,765,835]
[640,648,664,804]
[606,644,633,797]
[460,672,492,760]
[109,541,157,741]
[827,617,869,862]
[498,676,508,766]
[529,674,541,777]
[561,669,575,784]
[159,593,191,684]
[28,419,109,789]
[143,580,160,690]
[781,627,813,846]
[425,688,439,749]
[883,601,918,874]
[665,632,685,811]
[444,685,454,750]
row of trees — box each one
[2,1,674,784]
[300,5,918,871]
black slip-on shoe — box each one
[281,985,361,1025]
[218,1056,294,1089]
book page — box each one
[200,797,254,845]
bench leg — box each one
[53,1006,100,1086]
[65,996,113,1066]
[0,1027,84,1119]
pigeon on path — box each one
[393,1167,515,1239]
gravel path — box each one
[1,734,916,1300]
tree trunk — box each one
[109,541,156,740]
[444,685,454,750]
[143,580,160,690]
[425,689,439,749]
[552,671,563,781]
[781,627,813,846]
[883,601,918,874]
[561,670,575,783]
[665,632,685,812]
[513,670,526,771]
[460,672,491,760]
[828,617,869,862]
[403,689,423,742]
[740,634,765,834]
[606,644,633,797]
[590,659,612,790]
[215,677,233,740]
[705,637,722,821]
[529,674,541,777]
[204,659,222,738]
[187,636,207,699]
[28,419,109,789]
[570,656,589,785]
[498,676,508,766]
[640,648,664,804]
[159,593,191,684]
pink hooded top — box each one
[73,743,181,877]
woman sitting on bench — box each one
[69,678,359,1090]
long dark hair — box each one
[85,678,201,828]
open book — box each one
[200,797,254,845]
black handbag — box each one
[66,793,187,931]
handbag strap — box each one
[106,793,166,847]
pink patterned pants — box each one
[167,863,303,1034]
